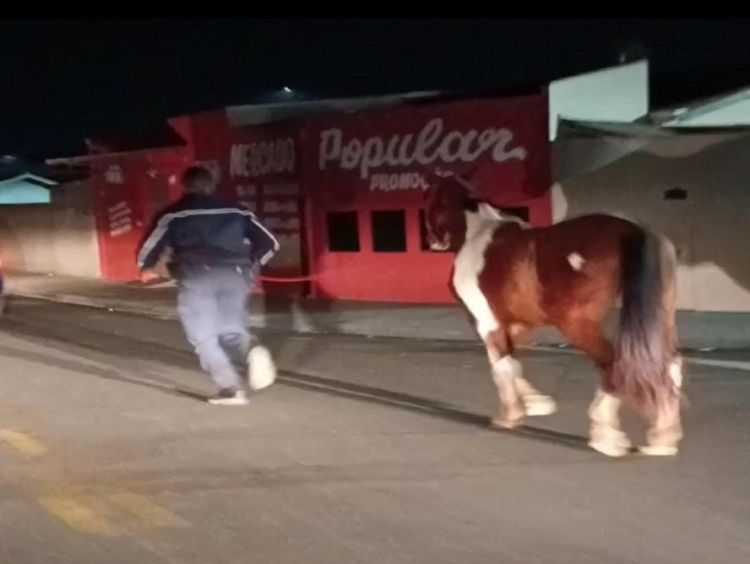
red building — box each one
[85,93,551,304]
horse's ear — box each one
[453,174,478,198]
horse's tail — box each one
[610,228,678,417]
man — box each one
[137,165,279,405]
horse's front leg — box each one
[484,329,555,428]
[489,354,526,429]
[514,377,557,417]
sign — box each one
[104,165,124,184]
[302,95,551,303]
[223,126,302,237]
[92,159,148,281]
[219,124,304,274]
[303,96,549,206]
[107,200,133,237]
[229,138,296,178]
[318,116,527,183]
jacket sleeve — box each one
[244,212,280,266]
[136,209,172,269]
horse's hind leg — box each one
[588,389,631,457]
[640,259,683,457]
[640,356,684,456]
[562,320,632,457]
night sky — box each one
[1,18,750,157]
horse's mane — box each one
[462,197,526,226]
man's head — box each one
[182,166,216,195]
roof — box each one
[652,85,750,126]
[226,90,443,126]
[557,118,670,139]
[0,155,88,184]
[224,83,551,127]
[0,173,56,205]
[557,117,750,139]
[0,173,55,188]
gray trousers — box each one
[176,264,256,390]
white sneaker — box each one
[207,389,249,406]
[247,345,277,391]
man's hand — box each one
[139,269,161,284]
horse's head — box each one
[423,170,476,252]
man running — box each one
[137,165,279,405]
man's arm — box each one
[136,210,173,271]
[244,212,280,266]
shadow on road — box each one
[1,312,590,453]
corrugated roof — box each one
[225,90,444,127]
[558,117,750,139]
[557,118,669,138]
[653,85,750,126]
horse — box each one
[423,173,684,457]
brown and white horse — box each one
[424,173,684,457]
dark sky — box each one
[2,18,750,157]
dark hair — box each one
[182,166,216,194]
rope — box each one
[258,274,317,284]
[257,196,537,284]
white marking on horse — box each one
[669,358,683,389]
[567,252,585,271]
[588,389,631,457]
[491,355,521,387]
[477,202,505,222]
[452,210,501,339]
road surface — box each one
[1,298,749,563]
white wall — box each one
[553,131,750,312]
[548,60,649,140]
[0,181,100,278]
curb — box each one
[7,291,178,322]
[8,290,750,351]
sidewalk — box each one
[5,271,750,349]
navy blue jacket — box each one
[137,193,279,270]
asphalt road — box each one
[1,298,748,563]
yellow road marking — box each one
[0,428,48,457]
[37,495,121,536]
[106,492,188,529]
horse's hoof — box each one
[490,416,522,430]
[638,445,678,456]
[588,439,630,458]
[523,395,557,417]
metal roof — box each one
[653,85,750,126]
[225,90,444,127]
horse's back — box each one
[474,213,644,326]
[535,213,642,259]
[534,214,643,321]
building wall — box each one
[0,180,100,278]
[548,60,649,140]
[553,131,750,312]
